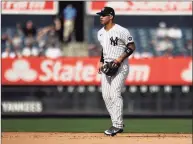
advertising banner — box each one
[1,1,58,15]
[86,1,192,15]
[1,57,192,85]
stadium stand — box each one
[1,25,192,58]
[88,27,192,58]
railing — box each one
[2,85,192,117]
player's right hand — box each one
[111,59,121,69]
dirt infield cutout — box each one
[2,132,192,144]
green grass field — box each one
[2,118,192,133]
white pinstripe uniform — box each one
[97,24,134,129]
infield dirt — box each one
[2,132,192,144]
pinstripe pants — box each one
[101,63,129,129]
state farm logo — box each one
[181,61,192,82]
[3,59,151,84]
[5,59,37,82]
[127,65,150,82]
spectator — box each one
[13,46,22,58]
[185,40,192,55]
[12,33,22,49]
[23,20,37,37]
[2,47,16,58]
[167,25,182,39]
[22,37,39,57]
[156,22,168,39]
[16,23,24,37]
[44,44,62,58]
[63,4,77,43]
[154,37,174,56]
[38,40,47,56]
[36,26,52,42]
[11,33,23,58]
[1,33,12,51]
[53,16,63,42]
[46,27,61,48]
[186,40,192,51]
[36,26,52,55]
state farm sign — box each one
[1,1,58,15]
[86,1,192,15]
[2,57,192,85]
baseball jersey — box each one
[97,24,134,64]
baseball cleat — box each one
[104,126,123,136]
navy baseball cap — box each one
[96,7,115,17]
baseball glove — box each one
[101,60,121,76]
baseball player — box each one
[96,7,136,136]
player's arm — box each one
[116,42,136,63]
[115,30,136,63]
[98,49,104,74]
[97,31,104,73]
[100,49,104,63]
[97,31,104,63]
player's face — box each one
[100,15,112,25]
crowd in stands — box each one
[150,22,191,57]
[2,11,192,59]
[89,21,192,58]
[1,18,64,59]
[1,4,77,59]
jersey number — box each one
[110,37,118,46]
